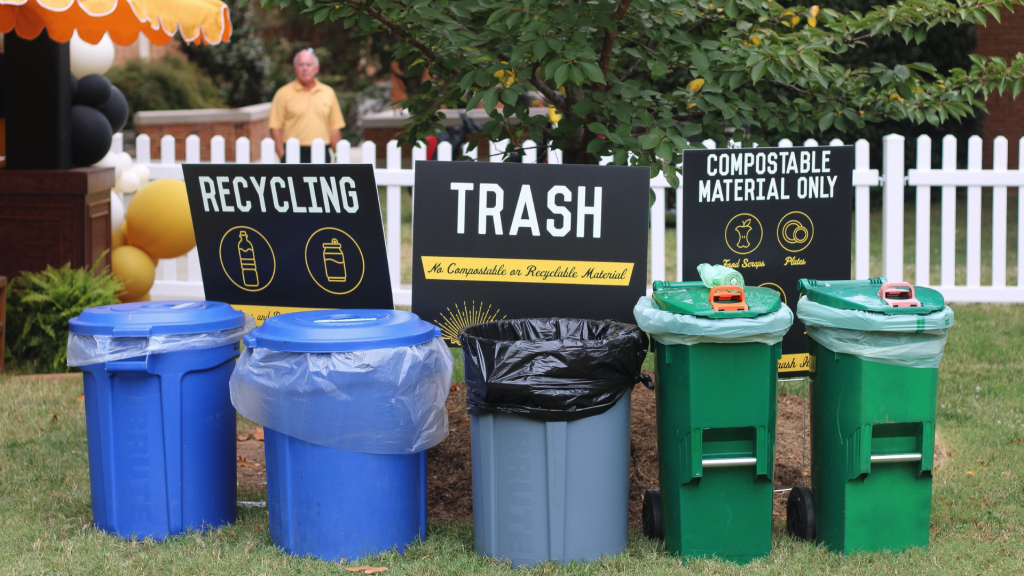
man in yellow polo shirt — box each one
[269,49,345,163]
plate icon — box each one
[777,211,814,253]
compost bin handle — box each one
[708,285,749,312]
[877,282,922,308]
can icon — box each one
[238,230,259,287]
[323,238,347,283]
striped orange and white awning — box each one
[0,0,231,45]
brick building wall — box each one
[134,104,271,162]
[975,15,1024,168]
[112,36,182,66]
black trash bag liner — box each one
[458,318,651,422]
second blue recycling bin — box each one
[67,301,250,540]
[230,309,453,562]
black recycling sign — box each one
[412,161,650,345]
[182,164,392,322]
[681,146,853,373]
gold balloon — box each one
[126,179,196,259]
[111,245,156,302]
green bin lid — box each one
[799,278,945,314]
[651,281,782,318]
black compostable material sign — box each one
[183,164,392,322]
[681,146,853,373]
[412,161,650,345]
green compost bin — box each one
[791,278,955,554]
[633,280,793,563]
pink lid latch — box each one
[877,282,921,308]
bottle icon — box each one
[323,238,347,282]
[735,219,753,249]
[238,231,259,287]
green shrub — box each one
[106,56,225,128]
[4,259,123,373]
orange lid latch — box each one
[709,285,749,312]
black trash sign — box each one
[681,146,853,373]
[412,162,650,345]
[183,164,392,322]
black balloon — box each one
[69,73,78,102]
[75,74,112,108]
[99,86,129,133]
[71,105,113,166]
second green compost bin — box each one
[793,278,954,554]
[634,277,793,563]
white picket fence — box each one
[113,131,1023,305]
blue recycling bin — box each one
[67,301,248,540]
[263,431,428,560]
[230,309,453,562]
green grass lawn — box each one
[1,303,1022,574]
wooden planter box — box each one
[0,167,114,284]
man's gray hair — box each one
[293,48,319,67]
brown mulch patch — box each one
[236,430,267,494]
[774,392,812,517]
[427,383,474,523]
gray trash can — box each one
[459,319,649,567]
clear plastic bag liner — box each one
[229,337,453,454]
[797,297,954,368]
[796,297,954,332]
[633,296,793,346]
[459,318,649,422]
[66,315,255,366]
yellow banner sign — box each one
[778,353,812,373]
[421,256,634,286]
[233,304,323,326]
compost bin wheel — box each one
[642,489,663,541]
[786,485,816,541]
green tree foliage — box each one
[106,56,224,126]
[5,259,123,373]
[259,0,1024,182]
[787,0,980,166]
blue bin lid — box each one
[244,309,440,353]
[69,301,246,337]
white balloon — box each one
[115,152,133,180]
[110,192,125,233]
[70,31,115,78]
[119,171,141,194]
[130,164,151,184]
[93,150,118,169]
